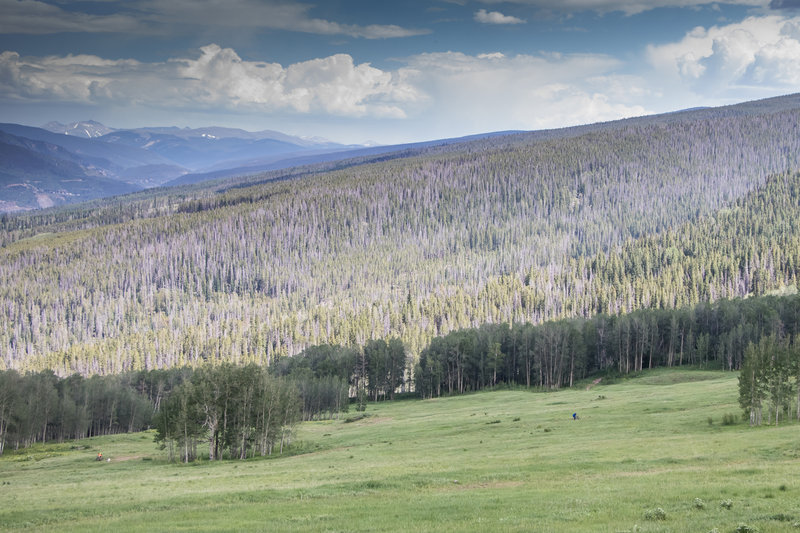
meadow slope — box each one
[1,369,798,532]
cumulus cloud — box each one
[0,43,653,140]
[474,9,526,24]
[647,15,800,94]
[0,0,429,39]
[0,51,143,102]
[0,45,422,118]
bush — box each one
[720,499,733,509]
[644,507,667,521]
[722,413,738,425]
[734,524,759,533]
[694,498,706,509]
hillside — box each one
[3,95,800,374]
[1,370,798,532]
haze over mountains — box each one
[0,120,366,212]
[0,119,529,213]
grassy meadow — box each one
[1,368,799,532]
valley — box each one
[0,369,797,532]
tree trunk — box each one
[207,417,218,461]
[183,421,190,463]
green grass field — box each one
[1,369,798,532]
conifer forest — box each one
[3,94,800,455]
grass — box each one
[1,368,799,532]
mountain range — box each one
[0,120,528,213]
[0,121,366,212]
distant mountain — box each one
[0,121,370,211]
[99,125,359,172]
[0,123,176,173]
[0,132,140,212]
[100,129,319,171]
[166,130,524,186]
[129,125,333,145]
[42,120,116,139]
[0,123,182,210]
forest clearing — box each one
[1,368,798,532]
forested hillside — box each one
[3,95,800,375]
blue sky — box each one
[1,0,800,144]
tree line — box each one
[413,291,800,397]
[0,364,350,459]
[3,289,799,457]
[0,368,190,455]
[274,339,408,402]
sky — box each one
[1,0,800,144]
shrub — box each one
[734,524,759,533]
[694,498,706,509]
[720,499,733,509]
[722,413,738,425]
[644,507,667,521]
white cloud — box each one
[138,0,430,38]
[0,51,143,102]
[0,45,652,141]
[14,13,799,144]
[0,0,141,34]
[480,0,769,16]
[0,0,429,39]
[0,45,422,118]
[647,15,800,94]
[474,9,526,24]
[401,51,649,136]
